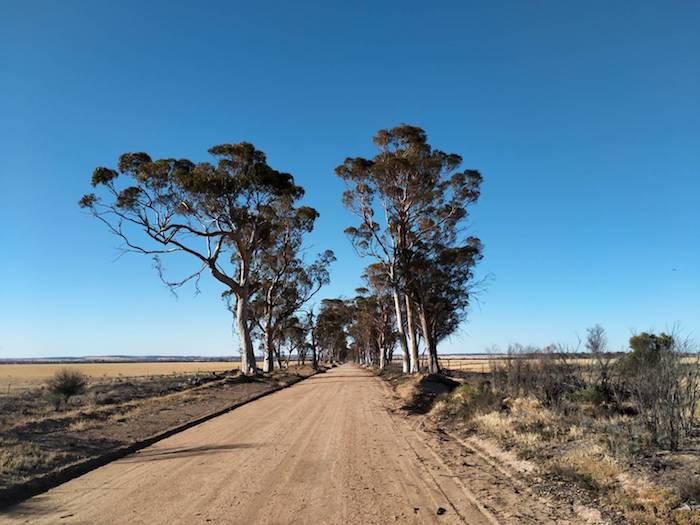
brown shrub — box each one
[47,368,88,410]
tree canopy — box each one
[81,143,320,374]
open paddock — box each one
[0,361,241,392]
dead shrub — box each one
[490,344,585,409]
[617,333,700,450]
[595,415,652,458]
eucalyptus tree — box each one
[407,241,483,372]
[301,308,321,369]
[347,290,379,365]
[336,125,482,373]
[80,143,305,375]
[250,198,335,372]
[276,315,308,368]
[361,264,398,370]
[316,298,352,362]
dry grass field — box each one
[390,356,503,373]
[436,358,499,372]
[0,362,240,393]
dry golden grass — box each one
[390,356,604,373]
[0,438,68,479]
[0,362,240,391]
[438,358,496,372]
[435,386,700,524]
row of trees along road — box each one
[334,125,483,374]
[80,143,334,375]
[80,125,483,376]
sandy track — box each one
[1,364,585,525]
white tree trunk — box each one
[393,291,410,373]
[404,295,419,373]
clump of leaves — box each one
[47,368,88,409]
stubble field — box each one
[0,362,241,392]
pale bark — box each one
[393,291,410,373]
[404,295,419,373]
[378,337,386,371]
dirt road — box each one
[2,364,596,525]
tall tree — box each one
[407,242,483,372]
[80,143,305,375]
[316,299,352,362]
[362,264,398,370]
[336,125,482,374]
[250,197,334,372]
[300,307,321,370]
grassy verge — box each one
[429,377,700,525]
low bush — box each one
[489,330,699,451]
[47,368,88,410]
[617,333,700,450]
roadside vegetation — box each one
[46,369,88,409]
[420,327,700,525]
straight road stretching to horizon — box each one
[3,365,585,525]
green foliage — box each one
[81,142,326,375]
[90,167,118,187]
[624,332,674,370]
[336,124,483,371]
[316,299,353,362]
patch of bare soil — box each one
[0,366,317,507]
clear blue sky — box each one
[1,1,698,358]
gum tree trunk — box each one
[310,323,319,370]
[418,306,439,374]
[275,346,284,369]
[378,337,386,371]
[404,295,419,373]
[393,291,410,373]
[262,326,275,373]
[236,296,257,375]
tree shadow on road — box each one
[121,443,262,463]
